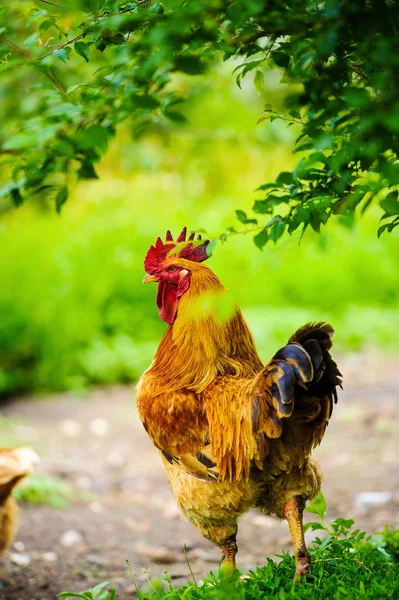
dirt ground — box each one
[0,351,399,600]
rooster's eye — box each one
[167,266,177,273]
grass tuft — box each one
[13,474,74,509]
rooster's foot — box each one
[293,554,311,583]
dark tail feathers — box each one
[270,322,342,419]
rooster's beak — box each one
[142,273,158,284]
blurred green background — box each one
[1,65,398,397]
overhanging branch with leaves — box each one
[1,0,398,243]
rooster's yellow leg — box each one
[284,495,311,582]
[219,534,238,577]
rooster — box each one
[0,447,39,555]
[136,228,342,580]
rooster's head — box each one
[143,227,212,324]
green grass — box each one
[58,494,399,599]
[13,474,74,508]
[58,518,399,600]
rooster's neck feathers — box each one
[141,267,263,396]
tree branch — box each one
[31,32,86,62]
[347,63,369,81]
[39,0,62,7]
[0,34,30,58]
[0,34,67,93]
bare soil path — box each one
[0,353,398,599]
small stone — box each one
[10,553,31,567]
[76,476,91,489]
[107,452,126,468]
[60,530,83,547]
[135,544,177,564]
[42,552,57,562]
[13,541,25,552]
[355,491,393,514]
[86,554,108,567]
[89,502,103,513]
[89,418,109,437]
[60,420,81,437]
[126,518,151,532]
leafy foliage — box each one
[58,581,115,600]
[58,505,399,599]
[1,1,399,243]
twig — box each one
[332,54,368,81]
[220,225,264,240]
[118,0,150,13]
[0,34,66,93]
[31,32,86,62]
[276,114,303,125]
[39,0,62,7]
[347,64,369,81]
[7,0,151,67]
[0,34,30,57]
[235,29,288,45]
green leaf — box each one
[39,17,57,32]
[288,109,301,120]
[269,220,285,243]
[256,183,279,191]
[53,47,71,63]
[378,218,399,237]
[254,70,264,93]
[163,110,188,124]
[131,95,160,110]
[11,187,23,207]
[78,160,98,180]
[3,133,38,150]
[271,51,290,68]
[303,522,328,533]
[24,32,39,47]
[380,191,399,216]
[149,2,164,14]
[27,9,48,26]
[55,187,68,214]
[276,172,295,185]
[305,491,327,519]
[78,125,108,154]
[100,31,125,46]
[235,210,257,225]
[342,87,370,109]
[253,228,268,249]
[74,41,90,63]
[175,55,205,75]
[253,200,273,214]
[89,582,110,595]
[206,238,218,257]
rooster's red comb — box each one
[144,227,211,274]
